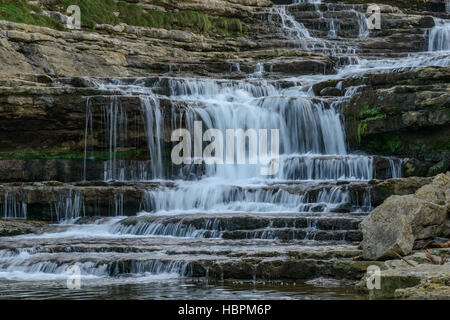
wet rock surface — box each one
[358,248,450,299]
[360,173,450,260]
[342,66,450,174]
[113,213,364,241]
[0,177,433,221]
[0,233,367,280]
[0,219,48,237]
[0,0,449,300]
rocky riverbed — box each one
[0,0,449,300]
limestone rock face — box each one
[360,173,450,260]
[358,249,450,299]
[341,66,450,175]
[0,219,48,237]
[415,172,450,206]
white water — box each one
[70,0,450,224]
[429,18,450,51]
[268,6,313,51]
[0,248,190,280]
[54,190,85,223]
[1,192,27,219]
[267,2,369,56]
[5,0,450,285]
[139,179,362,214]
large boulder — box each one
[360,173,450,260]
[357,249,450,299]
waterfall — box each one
[110,218,222,238]
[0,249,191,278]
[251,62,265,78]
[328,19,336,38]
[83,93,165,181]
[139,180,370,214]
[11,1,450,293]
[141,96,163,179]
[161,78,349,180]
[80,74,404,185]
[53,190,126,223]
[278,155,374,180]
[8,0,450,297]
[103,97,127,181]
[267,2,368,56]
[0,192,27,219]
[353,9,370,38]
[389,159,402,179]
[267,6,313,50]
[70,0,434,227]
[54,190,85,223]
[429,18,450,51]
[83,97,94,181]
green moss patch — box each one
[0,0,246,36]
[0,0,63,29]
[366,134,404,153]
[358,103,387,122]
[350,102,387,144]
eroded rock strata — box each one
[0,0,449,300]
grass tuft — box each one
[0,0,64,29]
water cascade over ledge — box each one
[1,0,450,292]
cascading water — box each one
[75,71,402,217]
[267,5,313,50]
[429,18,450,51]
[4,0,450,292]
[267,2,369,56]
[141,96,163,179]
[0,192,27,219]
[83,93,165,181]
[54,190,85,223]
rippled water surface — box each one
[0,278,367,300]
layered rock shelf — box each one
[0,0,449,300]
[0,177,434,221]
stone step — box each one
[0,177,433,220]
[0,236,368,281]
[221,228,362,241]
[0,235,361,257]
[110,213,364,239]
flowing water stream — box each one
[1,0,449,299]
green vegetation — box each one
[358,103,387,122]
[365,135,449,155]
[0,0,245,35]
[430,140,450,153]
[390,102,403,110]
[212,17,243,35]
[56,0,118,28]
[411,140,450,154]
[367,134,404,153]
[357,122,367,144]
[351,102,387,144]
[385,135,403,152]
[0,0,63,29]
[0,150,144,160]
